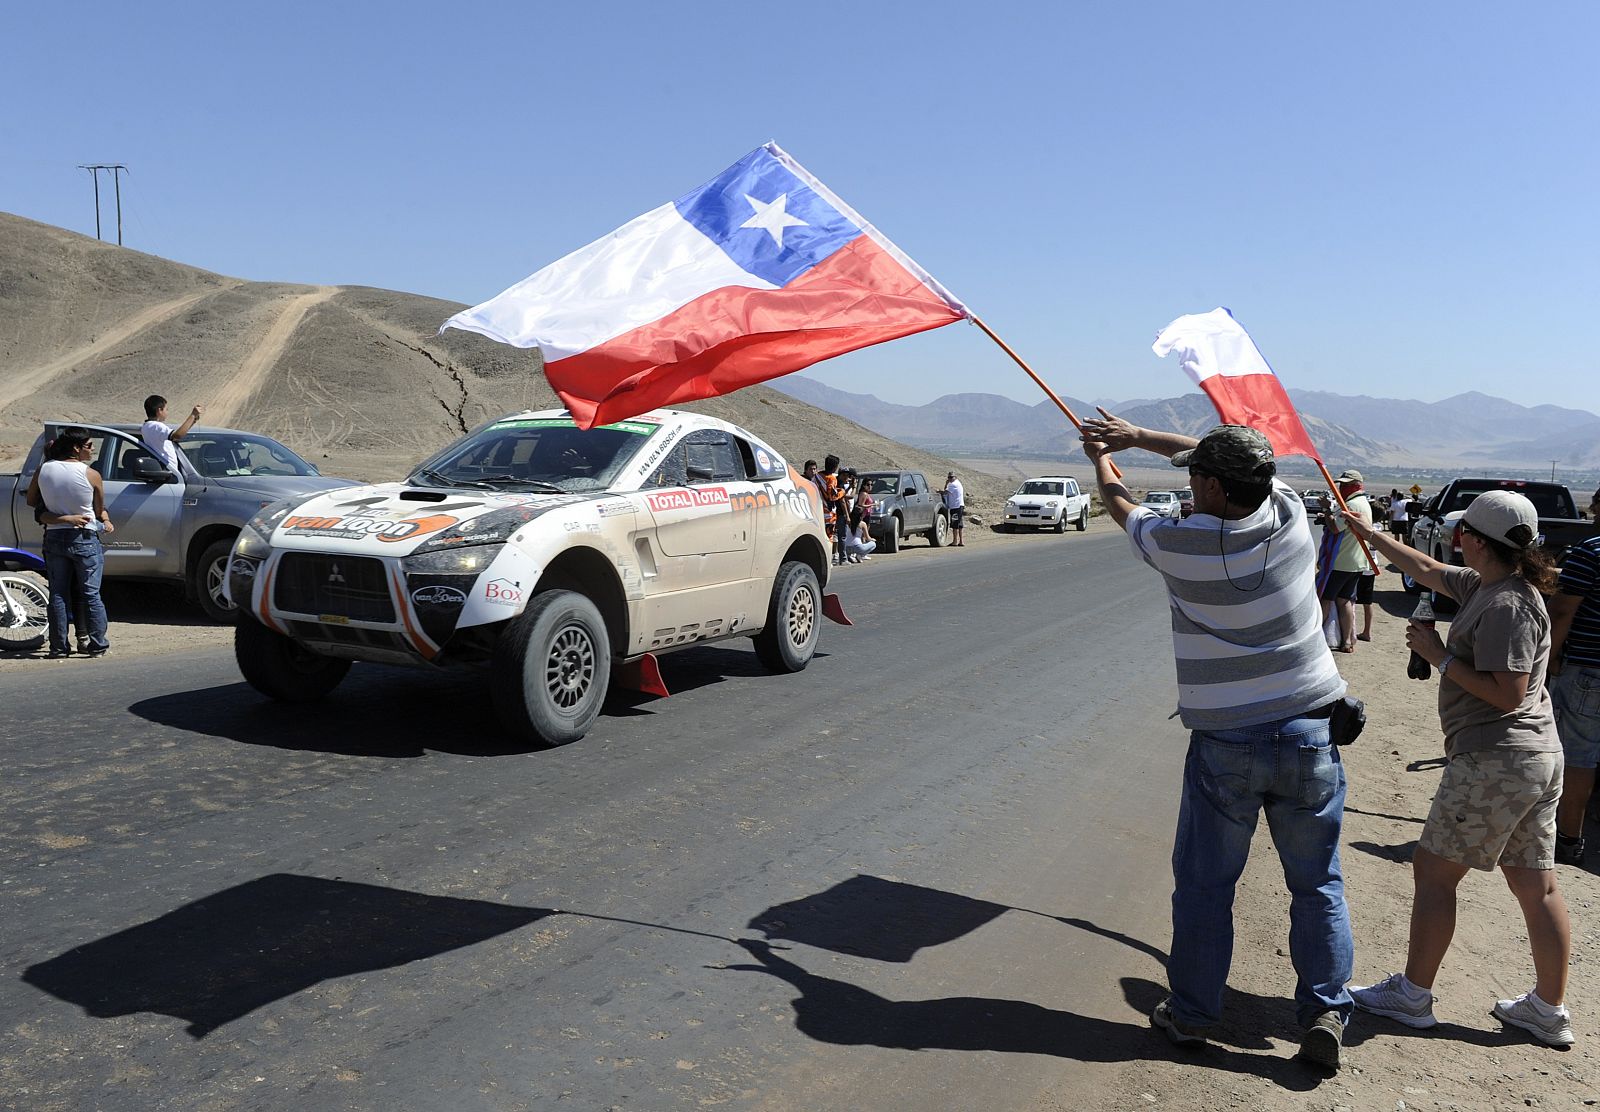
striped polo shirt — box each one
[1127,479,1346,730]
[1556,536,1600,667]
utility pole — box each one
[1551,460,1559,481]
[77,164,129,244]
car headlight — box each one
[402,543,507,575]
[1045,501,1058,510]
[410,505,544,556]
[235,528,273,559]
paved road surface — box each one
[1,532,1190,1111]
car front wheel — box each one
[493,590,611,747]
[194,536,242,624]
[753,560,820,673]
[880,516,900,554]
[235,617,351,701]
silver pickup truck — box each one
[1,422,355,620]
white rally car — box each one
[228,409,840,746]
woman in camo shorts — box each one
[1336,490,1575,1046]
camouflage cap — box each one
[1170,424,1276,484]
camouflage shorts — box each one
[1419,749,1563,871]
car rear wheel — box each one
[1076,507,1089,531]
[929,511,950,547]
[194,536,242,624]
[235,616,351,701]
[493,589,611,747]
[753,560,820,673]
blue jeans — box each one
[1168,714,1353,1029]
[43,529,108,653]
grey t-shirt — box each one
[1435,566,1558,758]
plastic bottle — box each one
[1408,595,1436,680]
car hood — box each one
[206,475,360,500]
[266,483,612,555]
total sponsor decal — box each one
[646,486,729,512]
[483,577,523,606]
[283,513,459,543]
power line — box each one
[77,164,129,244]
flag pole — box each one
[1314,460,1382,576]
[969,315,1122,479]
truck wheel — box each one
[235,616,351,701]
[0,572,49,653]
[1401,571,1421,594]
[492,590,611,747]
[1076,507,1089,531]
[881,516,900,554]
[929,511,950,547]
[1054,512,1067,534]
[194,536,241,624]
[753,560,820,673]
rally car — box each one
[228,409,838,746]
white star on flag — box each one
[740,193,808,248]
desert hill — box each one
[0,211,1017,511]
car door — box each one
[636,430,756,636]
[907,472,932,531]
[92,427,187,575]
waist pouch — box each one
[1329,696,1367,746]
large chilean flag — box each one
[441,143,967,428]
[1151,307,1322,462]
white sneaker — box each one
[1350,972,1437,1028]
[1493,991,1575,1047]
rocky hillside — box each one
[0,212,1015,511]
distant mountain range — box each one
[769,377,1600,476]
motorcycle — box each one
[0,546,50,654]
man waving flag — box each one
[442,143,967,428]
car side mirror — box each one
[133,456,178,484]
[902,487,915,497]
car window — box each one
[737,436,784,481]
[96,434,150,481]
[413,417,654,492]
[911,474,927,496]
[181,433,319,478]
[866,476,898,498]
[683,430,739,483]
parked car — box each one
[230,408,839,748]
[1175,487,1195,518]
[1001,475,1091,533]
[1,422,356,621]
[1139,491,1182,519]
[1405,477,1600,600]
[856,470,950,553]
[1300,490,1330,517]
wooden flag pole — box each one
[969,315,1122,479]
[1314,460,1382,576]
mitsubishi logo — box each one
[327,563,346,585]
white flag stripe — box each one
[1151,308,1273,384]
[442,204,776,358]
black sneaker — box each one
[1555,834,1586,866]
[1298,1011,1344,1069]
[87,645,110,658]
[1151,997,1208,1046]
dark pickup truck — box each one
[856,469,949,553]
[1404,477,1600,598]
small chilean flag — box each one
[1151,308,1321,462]
[441,143,967,428]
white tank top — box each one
[37,460,97,531]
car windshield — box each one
[1446,484,1576,517]
[1018,481,1064,496]
[407,417,657,493]
[1176,489,1193,500]
[180,432,320,478]
[866,476,900,497]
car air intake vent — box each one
[274,554,395,622]
[400,490,448,501]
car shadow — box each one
[128,645,830,755]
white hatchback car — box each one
[1139,491,1182,519]
[228,409,839,747]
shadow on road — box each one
[127,644,815,756]
[23,874,552,1038]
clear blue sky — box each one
[4,1,1596,412]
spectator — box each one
[1339,492,1574,1048]
[819,455,849,566]
[140,394,203,469]
[1079,413,1353,1070]
[1356,567,1377,643]
[1320,470,1373,653]
[25,427,114,657]
[942,471,965,546]
[1388,489,1411,539]
[1551,484,1600,865]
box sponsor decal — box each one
[646,486,729,512]
[483,578,523,606]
